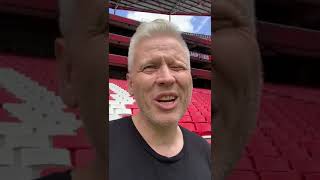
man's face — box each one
[128,35,193,127]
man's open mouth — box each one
[156,95,177,103]
[154,94,178,110]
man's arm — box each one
[212,0,263,179]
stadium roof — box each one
[109,0,211,16]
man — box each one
[212,0,263,179]
[109,19,211,179]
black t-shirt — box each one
[109,116,211,180]
[35,116,211,180]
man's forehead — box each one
[137,38,186,55]
[142,43,183,54]
[139,34,182,46]
[138,45,186,61]
[132,35,189,68]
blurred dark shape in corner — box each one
[212,0,320,179]
[212,0,262,179]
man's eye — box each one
[171,66,185,71]
[142,65,158,73]
[143,65,157,70]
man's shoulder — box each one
[180,126,210,149]
[109,116,132,128]
[109,116,135,139]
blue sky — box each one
[109,8,211,35]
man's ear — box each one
[126,73,134,96]
[55,38,78,108]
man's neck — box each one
[132,114,184,158]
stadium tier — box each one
[108,33,212,63]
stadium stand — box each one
[2,54,318,179]
[0,0,320,179]
[0,53,211,178]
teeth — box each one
[159,96,175,101]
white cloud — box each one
[194,16,210,33]
[126,11,195,33]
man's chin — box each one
[152,113,181,127]
[138,110,182,127]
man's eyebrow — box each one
[172,60,187,66]
[142,58,162,64]
[141,54,187,65]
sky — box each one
[109,8,211,35]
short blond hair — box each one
[127,19,190,72]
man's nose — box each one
[156,65,175,86]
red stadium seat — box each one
[302,141,320,159]
[52,132,92,150]
[195,123,211,136]
[180,115,192,123]
[0,108,20,123]
[227,171,259,180]
[233,156,255,171]
[254,156,291,172]
[278,143,311,161]
[260,172,302,180]
[305,174,320,180]
[191,113,206,123]
[74,149,95,168]
[290,159,320,173]
[0,88,21,103]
